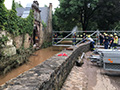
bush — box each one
[41,42,52,48]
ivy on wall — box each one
[0,0,8,30]
[23,9,34,36]
[1,0,34,36]
[7,0,18,35]
[0,0,35,75]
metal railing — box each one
[52,30,120,47]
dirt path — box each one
[62,51,120,90]
[0,47,59,85]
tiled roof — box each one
[39,7,49,25]
[21,7,31,18]
[16,7,24,17]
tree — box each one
[53,0,120,31]
[93,0,120,30]
[53,0,99,31]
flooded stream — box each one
[0,46,60,85]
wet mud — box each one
[0,47,60,85]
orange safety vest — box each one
[35,36,39,40]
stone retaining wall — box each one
[0,42,90,90]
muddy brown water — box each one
[0,46,62,86]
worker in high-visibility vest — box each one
[113,33,118,49]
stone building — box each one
[16,0,52,48]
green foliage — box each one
[1,0,34,36]
[0,0,8,30]
[24,9,34,36]
[53,0,99,31]
[53,0,120,31]
[41,41,52,48]
[92,0,120,30]
[113,22,120,30]
[44,4,48,7]
[12,0,16,12]
[0,0,5,3]
[18,10,34,35]
[0,0,35,75]
[0,47,34,75]
[7,8,18,35]
[0,35,8,47]
[0,35,8,42]
[15,2,23,8]
[42,20,47,28]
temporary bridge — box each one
[52,26,120,48]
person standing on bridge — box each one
[103,33,109,49]
[82,33,86,43]
[87,35,95,51]
[99,33,104,45]
[109,34,114,49]
[113,33,118,49]
[72,32,77,45]
[53,33,58,44]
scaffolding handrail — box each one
[75,30,98,45]
[52,38,98,40]
[53,26,78,45]
[52,30,120,47]
[53,30,120,33]
[54,32,73,45]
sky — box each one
[4,0,59,11]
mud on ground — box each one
[62,51,120,90]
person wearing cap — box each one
[72,32,77,45]
[80,35,83,38]
[114,33,117,36]
[104,33,106,35]
[83,33,86,37]
[103,33,109,49]
[87,35,95,51]
[113,34,118,49]
[103,33,106,37]
[109,34,114,49]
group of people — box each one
[72,32,95,50]
[100,33,118,49]
[53,32,119,50]
[72,32,87,45]
[73,32,119,50]
[73,33,95,51]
